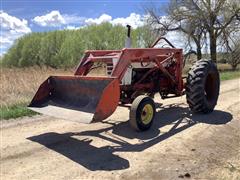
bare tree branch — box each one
[145,0,240,63]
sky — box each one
[1,0,176,55]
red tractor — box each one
[29,25,220,131]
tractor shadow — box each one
[27,103,232,171]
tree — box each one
[220,21,240,70]
[134,25,159,48]
[39,31,67,68]
[146,0,240,62]
[18,33,43,67]
[227,40,240,70]
[56,31,85,68]
[2,23,162,68]
[2,37,25,67]
[146,2,207,60]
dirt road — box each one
[1,79,240,180]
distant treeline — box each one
[1,23,156,68]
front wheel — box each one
[186,59,220,113]
[129,95,156,131]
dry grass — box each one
[1,64,238,107]
[0,67,73,107]
[183,63,238,74]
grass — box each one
[0,103,38,120]
[220,70,240,81]
[0,66,239,120]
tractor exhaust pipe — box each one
[125,25,131,48]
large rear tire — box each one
[130,95,156,131]
[186,59,220,113]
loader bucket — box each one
[28,76,120,123]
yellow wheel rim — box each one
[141,104,154,125]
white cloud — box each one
[32,12,145,29]
[84,13,145,29]
[0,11,31,55]
[63,14,85,25]
[0,10,31,33]
[0,36,13,45]
[165,31,187,48]
[33,11,85,27]
[0,31,23,53]
[0,50,6,56]
[65,25,79,30]
[85,14,112,25]
[111,13,144,29]
[33,10,66,27]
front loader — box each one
[29,25,220,131]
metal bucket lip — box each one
[49,75,118,80]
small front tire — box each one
[130,95,156,131]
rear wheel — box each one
[130,95,156,131]
[186,59,220,113]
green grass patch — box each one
[0,103,38,120]
[220,70,240,81]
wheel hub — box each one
[141,104,153,125]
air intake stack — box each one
[125,25,132,48]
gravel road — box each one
[1,78,240,180]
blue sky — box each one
[1,0,170,55]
